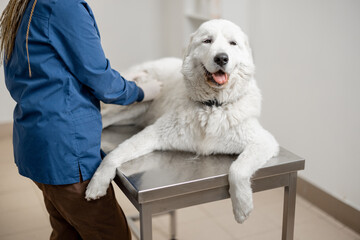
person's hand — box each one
[137,79,162,101]
[131,71,161,102]
[126,70,162,102]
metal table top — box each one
[102,125,305,204]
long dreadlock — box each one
[0,0,37,77]
[0,0,31,63]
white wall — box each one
[0,67,15,123]
[222,0,251,35]
[161,0,185,58]
[245,0,360,211]
[0,1,15,123]
[86,0,165,69]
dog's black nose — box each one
[214,53,229,66]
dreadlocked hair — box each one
[0,0,31,64]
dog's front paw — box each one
[85,174,110,201]
[230,187,254,223]
[228,169,254,223]
[85,164,116,201]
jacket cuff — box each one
[137,87,144,102]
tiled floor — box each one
[0,132,359,240]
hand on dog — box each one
[85,156,117,201]
[126,70,163,102]
[137,79,162,102]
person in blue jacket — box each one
[0,0,161,239]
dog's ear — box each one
[239,34,255,77]
[244,34,255,66]
[182,31,196,61]
[244,35,253,59]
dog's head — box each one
[182,19,255,104]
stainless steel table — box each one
[102,125,305,240]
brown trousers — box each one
[34,180,132,240]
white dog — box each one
[85,19,279,223]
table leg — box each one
[127,216,141,239]
[140,205,152,240]
[170,210,177,240]
[282,172,297,240]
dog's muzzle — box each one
[203,65,229,87]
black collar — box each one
[200,99,223,107]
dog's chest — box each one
[172,106,245,155]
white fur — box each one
[85,19,279,223]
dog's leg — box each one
[85,124,160,200]
[102,102,151,128]
[229,139,278,223]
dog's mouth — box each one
[203,65,229,87]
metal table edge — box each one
[115,169,139,201]
[116,158,305,205]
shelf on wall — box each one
[185,13,218,22]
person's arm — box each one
[49,1,144,104]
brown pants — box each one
[34,180,131,240]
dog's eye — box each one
[230,41,237,46]
[203,39,212,44]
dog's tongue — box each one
[212,71,228,85]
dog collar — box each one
[201,99,223,107]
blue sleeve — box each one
[49,0,143,104]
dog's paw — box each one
[85,164,116,201]
[85,173,111,201]
[228,169,254,223]
[231,193,254,223]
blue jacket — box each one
[4,0,144,185]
